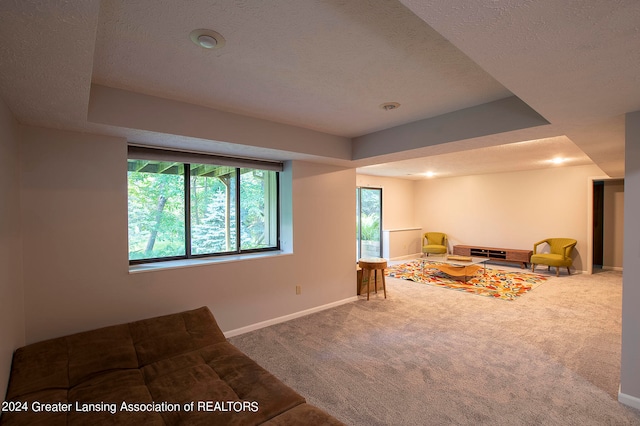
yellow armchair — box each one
[422,232,448,256]
[531,238,577,276]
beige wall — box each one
[603,180,624,269]
[19,125,356,344]
[358,166,617,269]
[0,98,25,396]
[413,165,607,272]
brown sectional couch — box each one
[1,307,343,425]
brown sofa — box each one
[1,307,343,425]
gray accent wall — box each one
[621,111,640,405]
[352,96,550,160]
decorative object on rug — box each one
[434,263,481,283]
[447,255,472,261]
[385,260,547,300]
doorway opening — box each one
[591,178,624,273]
[356,187,382,260]
[593,181,604,270]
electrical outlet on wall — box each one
[295,285,301,295]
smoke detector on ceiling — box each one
[190,29,226,49]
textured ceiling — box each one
[92,0,511,137]
[400,0,640,178]
[1,0,638,179]
[0,0,99,129]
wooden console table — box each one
[453,245,532,268]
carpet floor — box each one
[229,263,640,425]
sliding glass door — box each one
[356,187,382,260]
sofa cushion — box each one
[130,307,226,366]
[67,370,164,426]
[67,324,139,387]
[141,342,305,425]
[5,338,69,397]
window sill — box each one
[129,250,292,274]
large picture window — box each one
[127,146,280,264]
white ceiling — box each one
[92,0,510,137]
[1,0,639,179]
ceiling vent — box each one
[380,102,400,111]
[190,29,226,50]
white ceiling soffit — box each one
[88,84,353,161]
[352,96,549,160]
[357,136,594,180]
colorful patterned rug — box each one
[385,260,548,301]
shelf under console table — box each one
[453,245,532,268]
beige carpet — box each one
[229,263,640,425]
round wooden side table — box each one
[358,257,387,300]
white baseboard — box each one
[223,296,358,338]
[601,265,624,272]
[618,389,640,410]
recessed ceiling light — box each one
[380,102,400,111]
[422,171,435,178]
[190,29,226,50]
[197,35,217,48]
[551,157,566,165]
